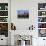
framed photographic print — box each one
[0,11,8,16]
[0,23,8,37]
[17,10,29,19]
[0,17,8,22]
[38,3,46,10]
[38,29,46,37]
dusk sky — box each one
[17,10,29,15]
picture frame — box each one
[17,10,29,19]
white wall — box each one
[11,0,46,46]
[11,0,46,30]
[11,0,38,30]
